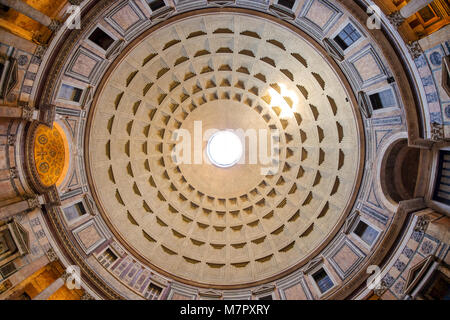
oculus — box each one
[207,131,243,168]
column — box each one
[0,104,56,126]
[0,104,37,122]
[0,197,41,221]
[388,0,435,27]
[32,277,65,300]
[0,29,37,53]
[0,0,60,31]
[400,0,435,19]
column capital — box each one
[48,19,61,32]
[430,122,444,142]
[373,279,389,297]
[414,215,431,233]
[34,45,47,59]
[60,271,71,282]
[407,40,423,60]
[9,167,17,179]
[20,102,35,121]
[80,292,95,300]
[46,247,59,262]
[32,32,47,46]
[68,0,84,5]
[7,134,16,146]
[26,196,41,209]
[387,11,405,28]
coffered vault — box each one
[87,13,362,286]
[0,0,448,301]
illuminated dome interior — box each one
[87,13,361,286]
[0,0,448,302]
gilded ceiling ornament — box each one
[33,124,66,187]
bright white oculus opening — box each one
[207,131,243,168]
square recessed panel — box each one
[296,0,343,40]
[66,47,104,83]
[347,45,389,88]
[72,219,106,254]
[328,235,365,279]
[277,271,314,300]
[105,1,147,38]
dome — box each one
[0,0,449,302]
[87,13,362,287]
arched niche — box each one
[379,135,421,206]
